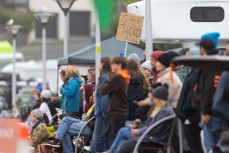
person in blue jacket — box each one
[60,65,82,117]
[90,57,113,153]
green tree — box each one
[0,6,34,32]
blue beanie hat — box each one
[200,32,220,48]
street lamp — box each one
[34,9,54,90]
[5,23,22,107]
[54,0,77,56]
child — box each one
[30,109,49,146]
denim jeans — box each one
[203,116,221,153]
[90,115,113,153]
[56,116,91,153]
[110,127,133,153]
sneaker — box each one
[44,139,60,148]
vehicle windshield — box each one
[0,58,23,69]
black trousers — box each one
[48,101,60,124]
[110,114,127,140]
[184,124,204,153]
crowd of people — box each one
[24,32,229,153]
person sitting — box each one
[46,90,96,153]
[39,90,55,124]
[42,113,55,137]
[30,109,49,147]
[31,89,42,110]
[106,84,175,153]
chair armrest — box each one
[133,114,176,153]
[75,116,95,153]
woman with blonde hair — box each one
[60,65,82,117]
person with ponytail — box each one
[91,57,113,153]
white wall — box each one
[29,0,96,41]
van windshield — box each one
[0,58,23,69]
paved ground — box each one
[18,37,94,61]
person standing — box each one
[60,65,82,117]
[100,57,130,139]
[91,57,113,153]
[84,68,96,113]
[126,60,147,120]
[150,51,164,83]
[192,32,222,153]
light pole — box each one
[54,0,77,56]
[145,0,153,60]
[34,10,54,90]
[5,24,22,107]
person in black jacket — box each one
[192,32,222,153]
[126,60,147,120]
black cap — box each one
[153,84,169,101]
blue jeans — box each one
[90,115,113,153]
[110,127,133,153]
[203,116,221,153]
[56,116,91,153]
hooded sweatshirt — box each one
[60,77,82,112]
[100,70,130,115]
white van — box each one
[0,53,24,69]
[1,60,58,94]
[127,0,229,44]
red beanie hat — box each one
[150,51,164,60]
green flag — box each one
[93,0,115,32]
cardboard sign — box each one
[0,119,20,153]
[116,12,144,44]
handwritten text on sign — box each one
[116,12,144,44]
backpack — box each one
[176,68,200,124]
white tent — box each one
[127,0,229,44]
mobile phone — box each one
[133,100,138,104]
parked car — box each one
[0,96,9,112]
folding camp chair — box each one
[74,116,95,153]
[133,114,177,153]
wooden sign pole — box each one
[124,42,128,57]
